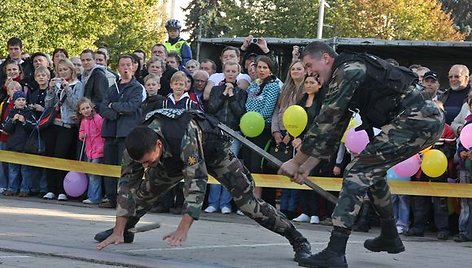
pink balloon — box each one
[63,172,88,197]
[393,154,421,177]
[345,128,369,154]
[460,124,472,150]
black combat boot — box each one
[285,228,312,262]
[94,216,140,243]
[298,228,349,268]
[363,218,405,254]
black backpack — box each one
[332,52,418,130]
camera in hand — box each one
[251,38,258,44]
[54,79,62,89]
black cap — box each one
[423,71,438,81]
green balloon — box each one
[240,112,265,138]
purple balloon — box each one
[393,154,421,177]
[460,124,472,150]
[345,128,369,154]
[63,172,88,197]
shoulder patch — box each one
[186,154,199,166]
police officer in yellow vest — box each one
[164,19,193,67]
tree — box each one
[183,0,228,42]
[184,0,464,41]
[219,0,319,38]
[440,0,472,40]
[0,0,166,63]
[95,0,167,64]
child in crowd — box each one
[146,57,166,77]
[157,71,197,215]
[141,74,165,115]
[166,52,185,73]
[406,102,456,240]
[0,81,23,194]
[164,19,192,66]
[2,91,36,196]
[204,60,248,214]
[77,97,104,204]
[455,97,472,242]
[27,66,50,197]
[163,71,198,110]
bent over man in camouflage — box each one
[95,109,311,262]
[279,41,445,268]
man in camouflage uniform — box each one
[279,41,444,268]
[95,109,311,262]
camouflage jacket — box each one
[116,117,207,220]
[300,61,367,159]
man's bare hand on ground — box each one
[96,233,124,250]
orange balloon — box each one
[419,146,432,154]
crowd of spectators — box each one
[0,19,471,243]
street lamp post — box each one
[317,0,329,39]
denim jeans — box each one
[280,189,300,212]
[458,169,472,239]
[410,195,449,232]
[103,137,126,206]
[86,157,103,203]
[8,163,33,193]
[0,141,8,190]
[207,135,241,210]
[29,167,48,193]
[392,194,410,231]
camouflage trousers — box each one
[129,125,297,237]
[332,98,445,230]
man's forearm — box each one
[177,214,194,232]
[113,216,128,235]
[292,150,311,166]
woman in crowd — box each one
[0,60,29,102]
[52,48,69,73]
[291,73,324,224]
[271,60,306,219]
[42,59,84,201]
[243,55,282,205]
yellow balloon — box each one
[421,149,447,178]
[341,118,361,143]
[282,105,308,137]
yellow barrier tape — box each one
[1,150,472,198]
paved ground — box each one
[0,196,471,268]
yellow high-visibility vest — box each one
[164,39,188,54]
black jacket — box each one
[100,77,143,138]
[141,94,165,116]
[83,67,108,108]
[206,83,247,130]
[3,107,36,152]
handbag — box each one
[38,92,67,130]
[24,128,45,155]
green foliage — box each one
[184,0,464,41]
[327,0,465,41]
[183,0,229,41]
[0,0,166,63]
[440,0,472,40]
